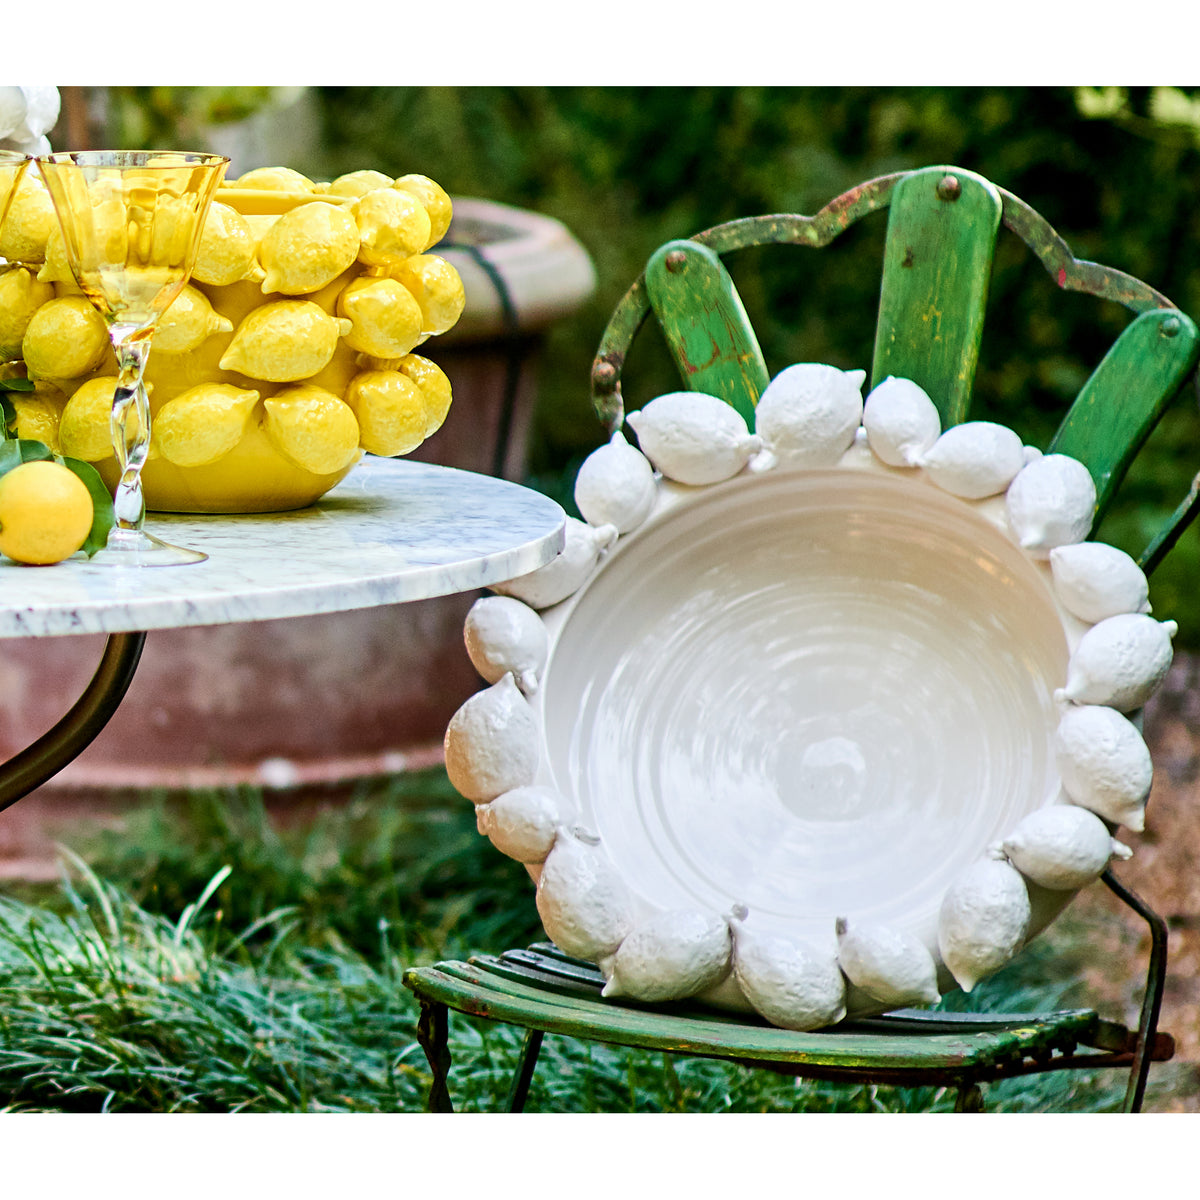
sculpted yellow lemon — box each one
[0,460,94,565]
[345,370,429,456]
[192,201,262,287]
[0,267,56,359]
[387,254,466,335]
[234,166,318,192]
[327,169,393,199]
[22,295,111,380]
[336,275,423,358]
[393,174,453,247]
[352,188,432,268]
[154,384,261,467]
[7,387,64,450]
[154,284,234,354]
[259,201,360,295]
[262,384,361,474]
[36,224,77,286]
[0,173,54,263]
[398,353,453,436]
[59,376,145,461]
[220,300,352,382]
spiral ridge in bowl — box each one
[542,469,1068,948]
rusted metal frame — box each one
[995,188,1175,314]
[416,998,455,1113]
[1139,468,1200,576]
[505,1027,544,1112]
[589,173,905,432]
[1101,868,1170,1114]
[0,631,146,816]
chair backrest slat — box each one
[871,166,1003,427]
[1049,308,1200,526]
[644,238,768,430]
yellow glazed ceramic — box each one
[5,166,465,512]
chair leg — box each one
[1101,869,1169,1114]
[416,999,454,1113]
[505,1028,544,1112]
[954,1082,985,1112]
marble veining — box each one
[0,459,566,639]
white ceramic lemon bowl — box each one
[448,371,1169,1028]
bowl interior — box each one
[541,468,1069,947]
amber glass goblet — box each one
[37,150,228,565]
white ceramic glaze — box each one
[442,673,540,803]
[937,855,1032,992]
[475,784,563,864]
[1000,803,1131,891]
[534,828,636,962]
[573,431,657,534]
[601,909,732,1001]
[861,376,941,468]
[834,917,941,1007]
[751,363,866,470]
[1055,704,1153,832]
[1049,542,1151,625]
[1005,453,1097,557]
[454,372,1178,1030]
[490,517,617,610]
[1057,613,1176,711]
[919,421,1026,499]
[729,908,847,1031]
[625,391,761,485]
[463,595,549,695]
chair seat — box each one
[403,943,1172,1092]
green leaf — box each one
[58,456,115,558]
[1,394,14,436]
[0,377,36,393]
[0,438,55,475]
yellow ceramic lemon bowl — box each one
[8,166,464,514]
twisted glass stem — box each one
[108,324,154,537]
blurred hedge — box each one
[105,86,1200,639]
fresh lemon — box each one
[345,370,429,456]
[336,275,423,358]
[327,170,393,199]
[192,201,262,287]
[387,254,466,335]
[259,201,360,295]
[219,300,351,382]
[0,266,56,359]
[59,375,146,461]
[154,383,261,467]
[233,167,317,193]
[0,173,54,264]
[22,295,111,381]
[352,188,432,269]
[8,387,65,451]
[393,174,453,248]
[154,284,234,354]
[398,353,453,435]
[262,384,361,474]
[0,459,94,565]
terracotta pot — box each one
[0,197,595,793]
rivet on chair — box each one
[937,174,962,202]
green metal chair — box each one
[404,165,1199,1113]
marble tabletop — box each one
[0,457,566,639]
